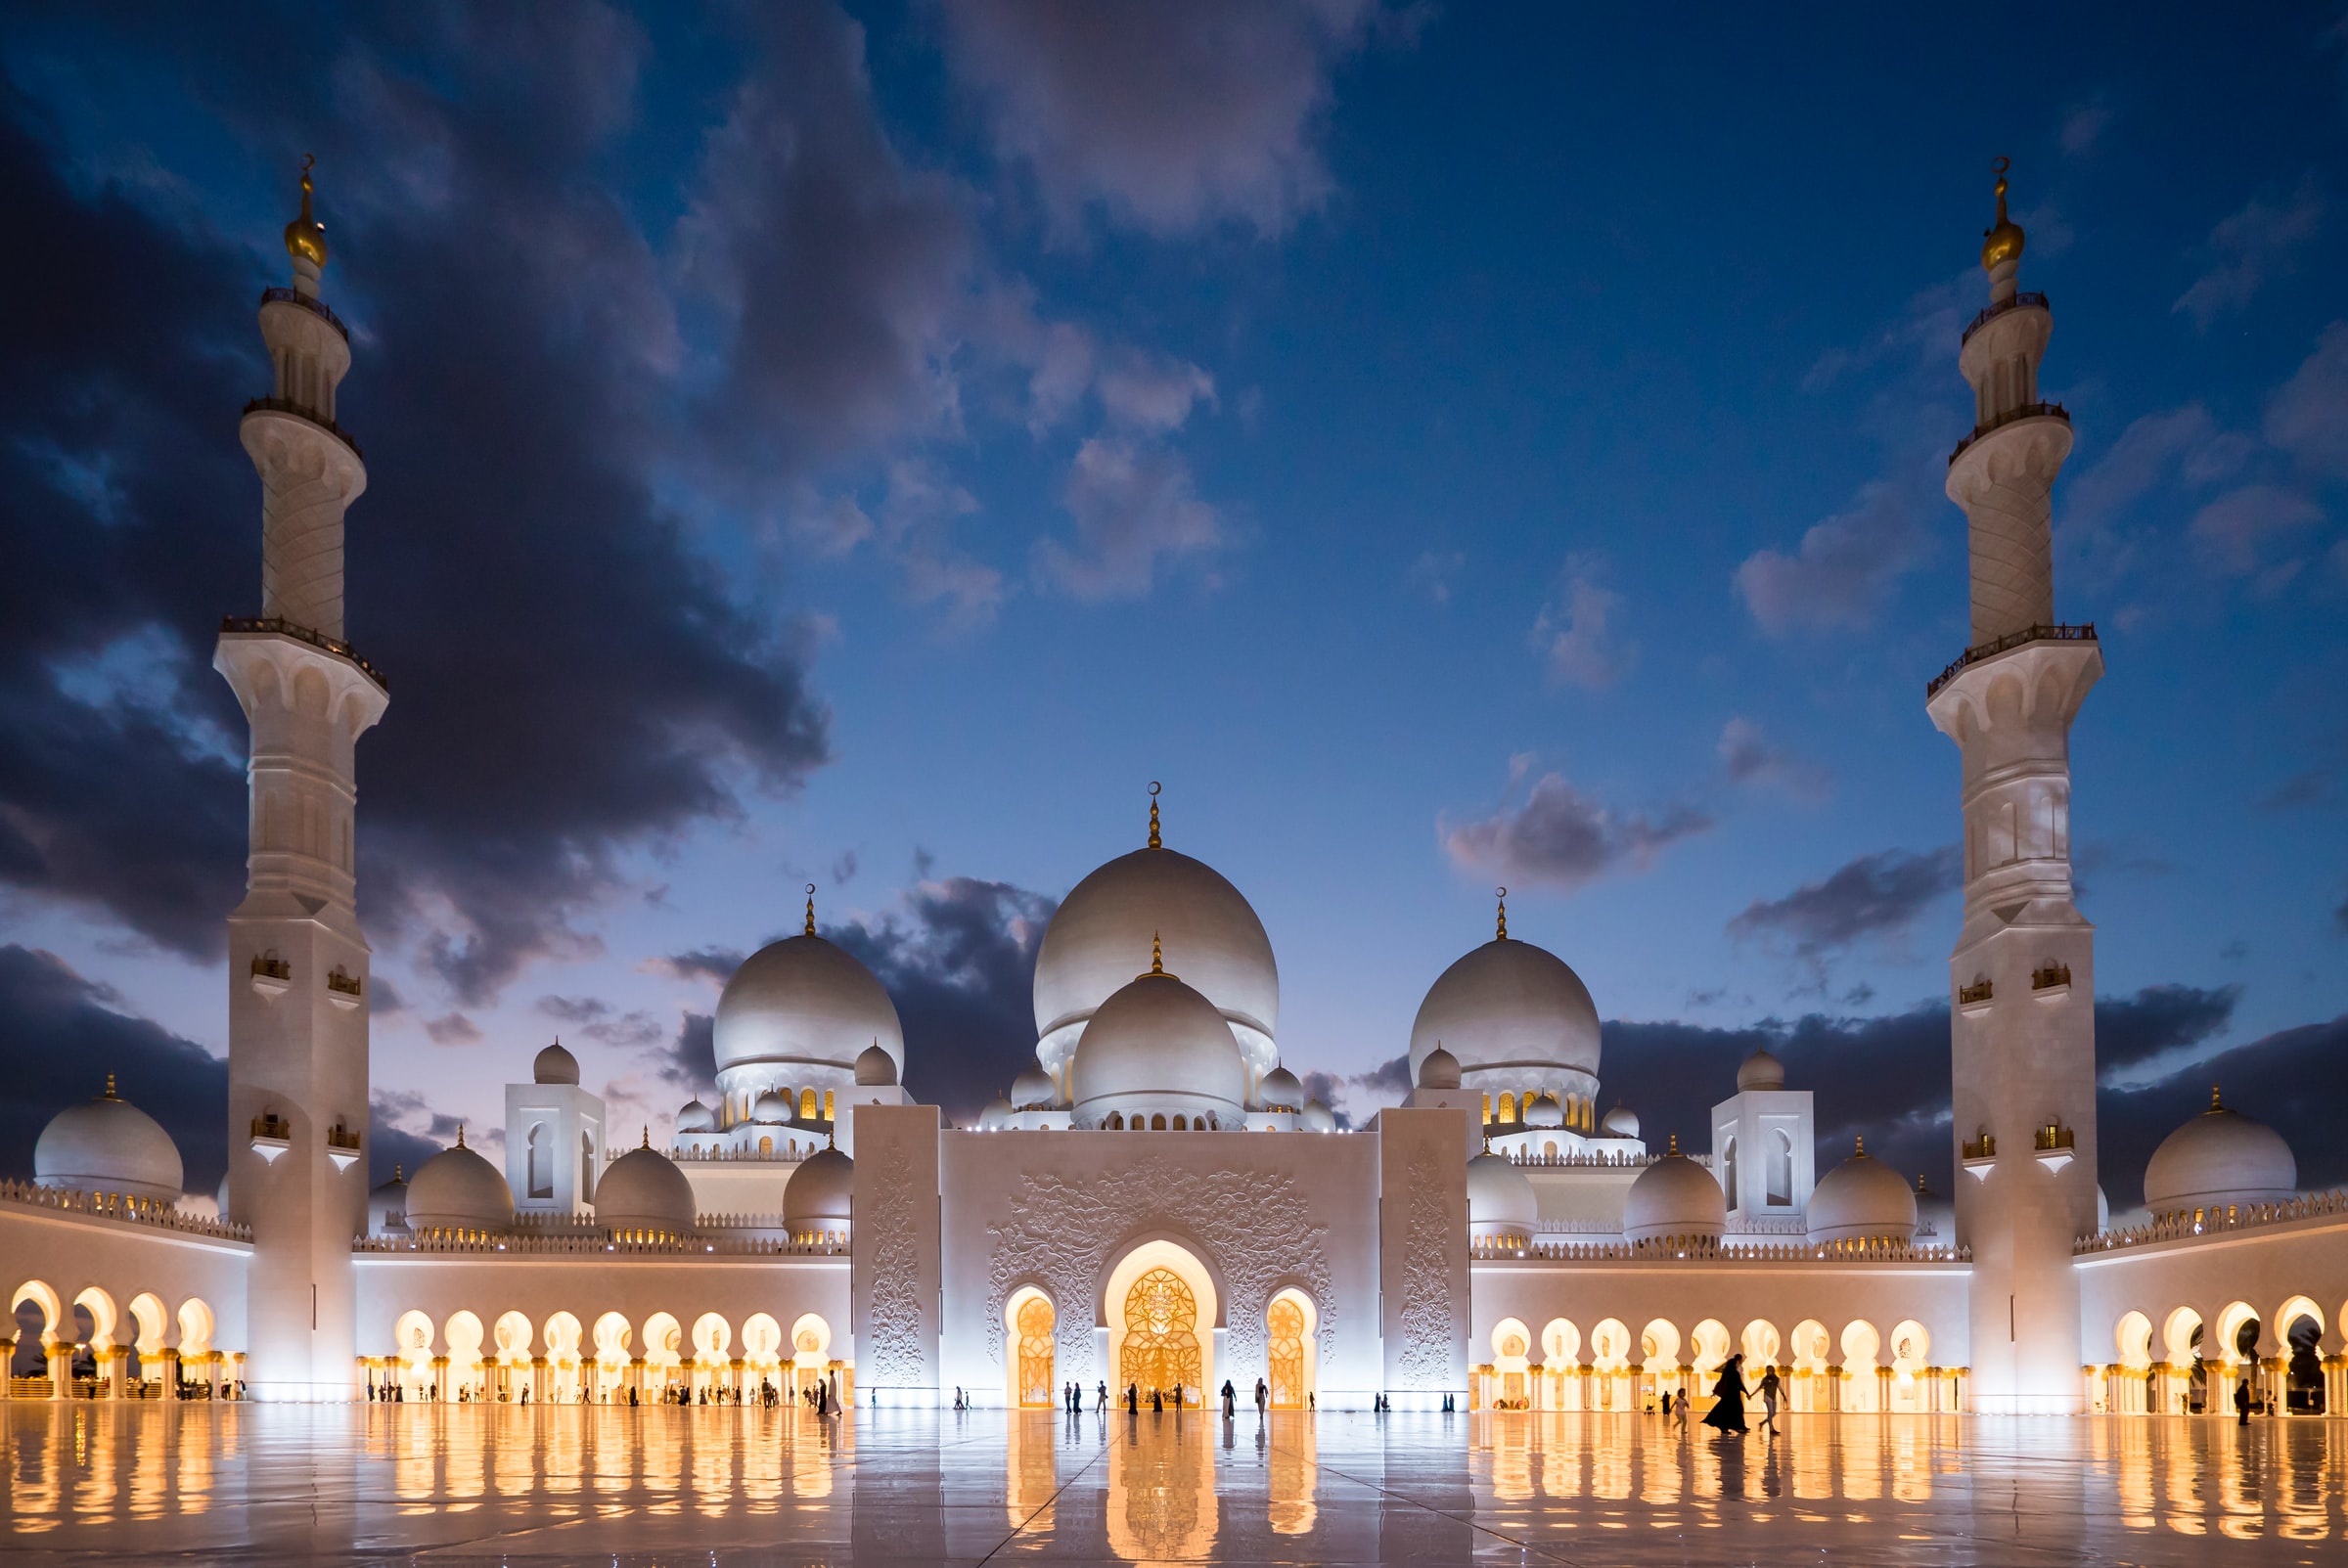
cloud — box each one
[1726,847,1961,985]
[1734,482,1926,636]
[1717,717,1830,801]
[2059,100,2113,157]
[2100,1012,2348,1209]
[1033,436,1225,600]
[644,1009,717,1098]
[647,948,747,986]
[1096,352,1217,433]
[2189,484,2325,574]
[0,945,228,1199]
[2265,321,2348,479]
[423,1012,484,1047]
[1531,556,1629,690]
[1407,550,1465,605]
[2173,175,2325,329]
[534,994,662,1050]
[937,0,1390,239]
[2094,983,2241,1081]
[1355,1053,1413,1097]
[1441,772,1710,891]
[828,875,1058,1122]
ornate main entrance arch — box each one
[1016,1294,1057,1408]
[1121,1268,1202,1402]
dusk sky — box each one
[3,3,2344,1210]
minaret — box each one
[214,158,386,1401]
[1927,159,2100,1414]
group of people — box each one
[363,1373,823,1411]
[1652,1354,1782,1438]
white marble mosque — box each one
[6,163,2347,1429]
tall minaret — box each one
[1927,159,2101,1413]
[214,158,386,1402]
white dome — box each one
[1601,1102,1640,1139]
[714,933,904,1080]
[1302,1098,1336,1133]
[1408,936,1602,1089]
[1069,965,1246,1129]
[1523,1092,1565,1129]
[404,1140,513,1234]
[2143,1093,2297,1215]
[1010,1068,1057,1109]
[1808,1142,1918,1242]
[1033,841,1279,1080]
[1467,1150,1538,1240]
[1913,1176,1955,1247]
[1622,1142,1725,1242]
[33,1079,184,1203]
[533,1040,580,1085]
[1737,1048,1784,1092]
[855,1043,898,1087]
[785,1146,854,1231]
[979,1095,1015,1131]
[595,1143,697,1236]
[1257,1065,1304,1111]
[674,1098,715,1134]
[367,1168,410,1235]
[750,1090,792,1124]
[1419,1046,1462,1090]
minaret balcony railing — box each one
[240,395,364,461]
[219,615,389,691]
[249,1112,294,1164]
[1959,290,2050,347]
[2031,963,2072,995]
[258,285,350,342]
[1948,399,2067,467]
[326,966,364,1009]
[1961,1132,1997,1179]
[326,1124,363,1172]
[1926,621,2097,698]
[1956,978,1994,1009]
[2034,1121,2076,1173]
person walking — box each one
[2235,1378,2251,1425]
[1097,1381,1107,1412]
[1702,1353,1747,1436]
[1757,1366,1782,1437]
[1151,1387,1164,1412]
[1254,1377,1268,1416]
[1222,1379,1236,1416]
[1127,1383,1139,1413]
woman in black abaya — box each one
[1702,1352,1747,1435]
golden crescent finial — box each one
[1855,1134,1866,1156]
[285,154,329,269]
[2210,1084,2223,1111]
[455,1122,466,1149]
[1148,781,1162,849]
[104,1072,117,1098]
[1495,886,1509,941]
[1980,156,2024,271]
[804,883,817,937]
[1150,930,1165,975]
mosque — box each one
[5,164,2346,1422]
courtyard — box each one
[3,1404,2342,1564]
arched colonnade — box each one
[367,1307,844,1406]
[1473,1314,1960,1414]
[2091,1294,2347,1416]
[6,1278,231,1400]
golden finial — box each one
[1495,886,1509,941]
[1980,156,2024,272]
[1917,1173,1928,1193]
[804,883,817,937]
[1855,1135,1867,1157]
[1667,1133,1680,1157]
[103,1072,117,1099]
[2209,1084,2224,1112]
[1150,930,1165,975]
[284,153,329,270]
[1148,781,1162,849]
[641,1126,651,1149]
[455,1123,466,1149]
[393,1164,404,1183]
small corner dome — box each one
[533,1040,580,1085]
[33,1079,184,1203]
[1736,1048,1785,1093]
[1523,1093,1565,1129]
[979,1096,1015,1131]
[1622,1143,1726,1242]
[1258,1065,1304,1109]
[1302,1098,1336,1133]
[404,1142,514,1234]
[2143,1094,2296,1215]
[595,1144,696,1235]
[1069,968,1246,1124]
[1808,1143,1918,1242]
[714,931,905,1080]
[1467,1150,1538,1234]
[855,1043,898,1087]
[1601,1102,1640,1139]
[674,1098,715,1134]
[1409,936,1602,1089]
[1010,1068,1057,1108]
[367,1169,410,1234]
[1419,1046,1462,1091]
[785,1146,854,1228]
[750,1090,792,1124]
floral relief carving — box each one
[1396,1144,1457,1387]
[982,1158,1335,1386]
[861,1128,929,1385]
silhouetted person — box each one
[1097,1381,1107,1411]
[628,1385,638,1406]
[2235,1378,2250,1425]
[1151,1388,1163,1411]
[1757,1367,1782,1437]
[1222,1379,1236,1415]
[1703,1353,1747,1436]
[1254,1377,1268,1415]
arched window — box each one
[526,1124,551,1198]
[1723,1137,1739,1210]
[1499,1093,1517,1124]
[579,1132,595,1203]
[823,1090,835,1121]
[800,1088,819,1119]
[1767,1129,1794,1206]
[1107,1113,1123,1130]
[1171,1114,1188,1131]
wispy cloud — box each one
[2174,175,2325,329]
[1441,771,1709,891]
[1717,717,1829,801]
[1532,555,1629,689]
[1735,482,1927,636]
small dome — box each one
[979,1095,1015,1131]
[1069,963,1246,1129]
[1736,1048,1784,1093]
[750,1090,792,1124]
[368,1168,410,1235]
[404,1138,514,1235]
[714,930,905,1081]
[2143,1091,2296,1215]
[1010,1068,1057,1109]
[33,1077,185,1203]
[1600,1102,1640,1139]
[595,1142,697,1237]
[1409,936,1602,1088]
[1808,1141,1918,1242]
[1622,1139,1725,1242]
[785,1146,853,1231]
[533,1040,580,1086]
[1523,1092,1565,1128]
[1467,1150,1539,1240]
[855,1043,898,1087]
[1418,1046,1462,1091]
[674,1098,715,1134]
[1302,1098,1336,1133]
[1913,1175,1956,1247]
[1257,1065,1304,1111]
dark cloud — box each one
[368,1096,448,1187]
[2100,1013,2348,1210]
[1717,717,1830,801]
[535,994,662,1050]
[0,945,227,1198]
[2095,983,2239,1077]
[649,948,747,986]
[1442,773,1710,891]
[829,876,1057,1123]
[1726,846,1960,985]
[831,851,859,886]
[422,1012,483,1047]
[647,1009,717,1098]
[1355,1053,1413,1097]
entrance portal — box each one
[1268,1296,1306,1409]
[1016,1294,1056,1408]
[1120,1268,1202,1403]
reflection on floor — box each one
[3,1403,2343,1564]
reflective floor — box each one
[4,1404,2345,1564]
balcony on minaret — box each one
[249,951,293,999]
[249,1111,294,1164]
[1961,1132,1997,1179]
[327,966,365,1010]
[2033,1121,2075,1174]
[2030,963,2072,1000]
[1956,977,1994,1015]
[326,1122,363,1173]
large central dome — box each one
[715,931,905,1079]
[1032,823,1278,1081]
[1409,931,1602,1090]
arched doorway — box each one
[1268,1290,1316,1409]
[1009,1289,1056,1408]
[1123,1269,1201,1403]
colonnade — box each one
[2089,1294,2346,1416]
[6,1280,234,1401]
[369,1307,846,1408]
[1471,1314,1962,1415]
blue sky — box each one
[2,3,2344,1203]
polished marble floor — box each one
[4,1403,2344,1564]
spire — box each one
[1149,930,1165,975]
[1917,1173,1928,1193]
[1148,781,1162,849]
[2209,1084,2224,1112]
[103,1072,117,1099]
[1495,886,1509,941]
[392,1164,403,1183]
[1855,1134,1867,1157]
[804,883,817,937]
[641,1126,651,1149]
[455,1123,466,1149]
[284,154,329,278]
[1979,157,2024,275]
[1666,1133,1680,1157]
